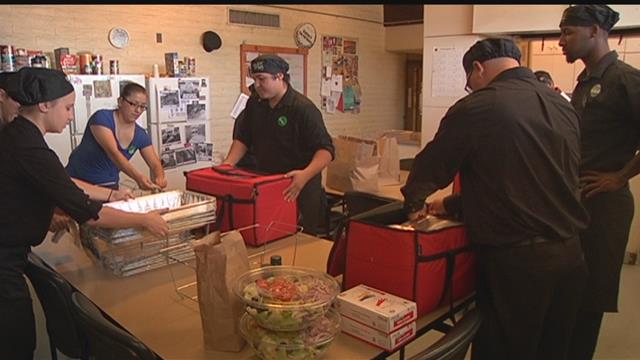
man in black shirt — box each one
[402,38,589,359]
[224,54,335,235]
[559,5,640,358]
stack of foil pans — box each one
[81,190,216,277]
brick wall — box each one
[0,4,406,153]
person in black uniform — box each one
[0,71,20,130]
[401,38,589,360]
[223,54,335,235]
[559,5,640,358]
[0,67,169,359]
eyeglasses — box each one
[464,69,473,94]
[122,98,148,111]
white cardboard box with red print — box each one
[337,284,417,351]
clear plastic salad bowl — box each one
[239,307,341,360]
[234,266,341,331]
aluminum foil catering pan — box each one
[388,215,463,233]
[82,190,216,245]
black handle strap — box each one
[212,166,259,178]
[417,246,472,325]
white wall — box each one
[385,24,424,53]
[0,4,405,154]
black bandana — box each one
[0,71,17,91]
[7,67,74,106]
[250,54,289,76]
[559,5,620,32]
[462,38,522,75]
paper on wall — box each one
[321,78,332,97]
[325,66,332,78]
[331,75,343,92]
[230,93,250,119]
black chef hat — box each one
[534,70,554,87]
[7,67,74,106]
[462,38,522,75]
[250,54,289,76]
[559,5,620,32]
[0,71,16,91]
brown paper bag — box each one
[193,230,249,352]
[327,135,380,192]
[377,136,401,185]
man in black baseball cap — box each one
[0,71,20,130]
[225,54,335,236]
[403,37,588,359]
[559,5,640,359]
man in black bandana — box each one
[224,54,335,235]
[559,5,640,359]
[402,38,589,359]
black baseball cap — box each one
[250,54,289,76]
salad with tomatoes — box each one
[239,307,341,360]
[235,266,340,331]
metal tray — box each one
[80,190,216,276]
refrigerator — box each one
[147,76,213,190]
[46,74,148,188]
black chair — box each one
[407,308,483,360]
[70,291,158,360]
[24,252,87,360]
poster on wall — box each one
[321,35,362,114]
[431,46,467,98]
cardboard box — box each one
[341,315,416,351]
[337,284,417,333]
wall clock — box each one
[109,27,130,49]
[294,23,317,49]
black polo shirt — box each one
[570,51,640,173]
[0,116,102,248]
[235,84,335,175]
[402,67,589,247]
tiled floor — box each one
[31,265,640,359]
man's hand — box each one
[49,210,72,233]
[426,198,448,216]
[407,204,428,222]
[283,170,311,202]
[580,170,626,198]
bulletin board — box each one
[240,44,308,96]
[320,35,362,114]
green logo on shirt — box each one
[277,116,288,127]
[127,145,137,155]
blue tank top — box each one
[66,109,152,187]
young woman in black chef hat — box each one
[0,67,169,359]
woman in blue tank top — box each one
[66,83,166,190]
